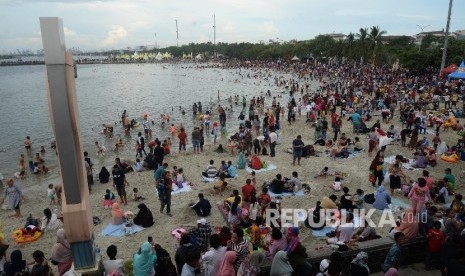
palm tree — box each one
[368,26,387,64]
[356,28,369,62]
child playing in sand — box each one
[332,177,342,191]
[47,184,56,206]
[212,176,228,196]
[175,168,186,188]
[132,188,144,201]
[103,189,115,208]
[314,167,329,179]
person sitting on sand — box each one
[270,174,285,194]
[212,176,228,196]
[389,208,419,241]
[133,203,154,228]
[132,188,145,201]
[352,219,379,242]
[354,137,363,151]
[132,158,144,172]
[286,171,303,192]
[332,177,342,192]
[103,189,115,208]
[202,160,217,178]
[40,208,62,232]
[320,195,338,210]
[111,202,124,225]
[314,166,329,179]
[190,193,212,217]
[372,186,391,210]
[222,161,237,179]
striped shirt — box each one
[232,239,249,271]
[143,120,149,130]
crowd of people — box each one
[1,58,465,276]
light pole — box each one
[416,24,430,52]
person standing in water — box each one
[24,136,32,154]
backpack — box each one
[157,182,166,197]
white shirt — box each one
[103,259,124,276]
[338,222,354,243]
[269,132,278,143]
[41,213,63,231]
[201,246,227,276]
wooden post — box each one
[39,17,96,271]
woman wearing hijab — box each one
[99,166,110,183]
[390,208,419,241]
[40,208,63,232]
[350,251,369,276]
[154,244,177,276]
[133,203,154,228]
[270,251,293,276]
[50,229,73,276]
[3,250,26,276]
[286,227,311,275]
[372,185,391,210]
[218,251,237,276]
[133,242,157,276]
[111,202,124,225]
[238,251,264,276]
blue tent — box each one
[448,61,465,80]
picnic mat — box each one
[246,164,277,173]
[384,155,427,170]
[312,226,336,237]
[101,223,144,237]
[171,182,192,195]
[201,175,239,183]
[216,203,229,224]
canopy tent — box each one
[291,55,300,61]
[441,63,458,76]
[448,61,465,81]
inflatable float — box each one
[13,229,42,244]
[441,153,459,163]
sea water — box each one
[0,63,284,191]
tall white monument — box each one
[39,17,96,271]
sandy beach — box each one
[0,76,463,275]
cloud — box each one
[258,21,279,36]
[101,25,127,47]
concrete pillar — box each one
[39,17,96,270]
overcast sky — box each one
[0,0,464,53]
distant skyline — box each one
[0,0,464,53]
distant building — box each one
[413,29,457,45]
[454,30,465,40]
[324,33,347,41]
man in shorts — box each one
[24,136,32,154]
[191,127,201,154]
[112,164,127,205]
